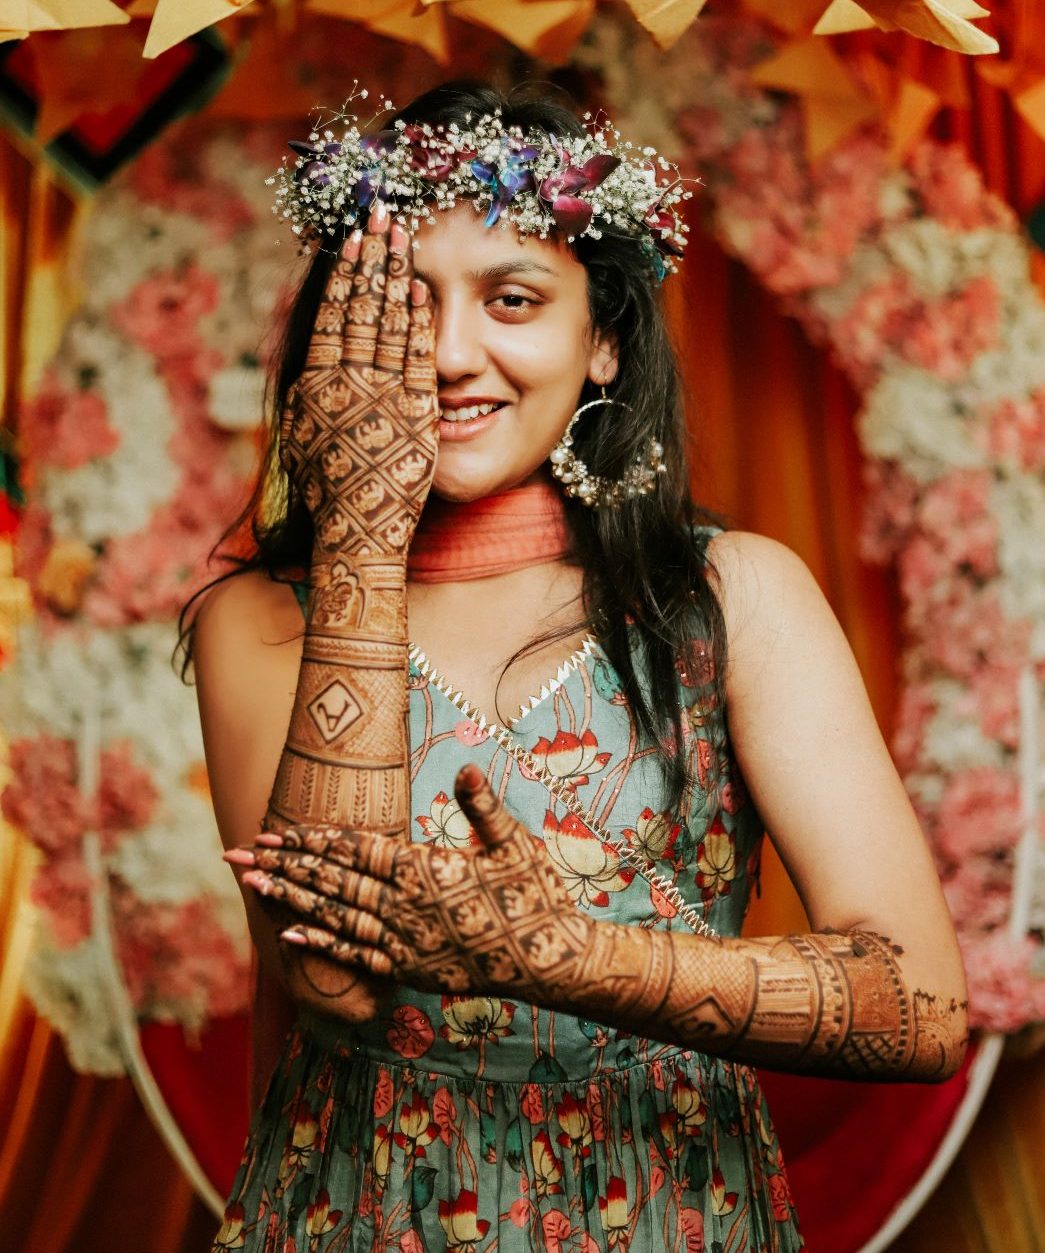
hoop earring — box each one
[549,386,667,508]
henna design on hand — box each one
[250,768,968,1081]
[257,214,439,1015]
[252,767,598,1001]
[279,222,437,565]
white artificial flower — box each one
[22,938,126,1075]
[860,365,985,480]
[208,362,267,430]
[110,792,241,910]
[922,679,1006,771]
[37,326,176,543]
[993,476,1045,625]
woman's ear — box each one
[588,329,619,388]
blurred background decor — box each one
[1,3,1043,1251]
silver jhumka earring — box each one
[549,386,667,509]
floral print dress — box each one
[214,580,805,1253]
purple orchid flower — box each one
[471,143,538,227]
[538,149,620,237]
[402,123,474,181]
[352,130,397,207]
[642,183,685,258]
[288,138,342,188]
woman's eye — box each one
[491,293,536,311]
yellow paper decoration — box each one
[622,0,711,50]
[144,0,256,59]
[814,0,998,55]
[0,0,128,36]
[749,37,880,161]
[431,0,593,64]
[308,0,450,63]
[1012,78,1045,144]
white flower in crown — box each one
[269,92,692,277]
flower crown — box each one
[269,92,693,278]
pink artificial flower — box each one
[96,740,159,848]
[908,142,1016,232]
[891,681,937,773]
[832,273,914,387]
[961,931,1045,1032]
[19,371,121,471]
[717,117,889,295]
[980,389,1045,472]
[922,587,1030,678]
[2,735,89,855]
[913,469,998,580]
[130,140,257,242]
[935,766,1023,863]
[29,853,92,948]
[111,881,251,1016]
[111,264,222,361]
[963,662,1024,748]
[941,858,1012,934]
[12,503,55,601]
[899,277,1001,382]
[860,459,919,564]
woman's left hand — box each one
[233,764,595,1002]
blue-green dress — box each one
[212,576,805,1252]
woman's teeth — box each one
[439,402,500,423]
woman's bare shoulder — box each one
[194,569,303,648]
[704,529,817,650]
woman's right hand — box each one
[279,204,439,560]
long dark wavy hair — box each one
[179,80,729,810]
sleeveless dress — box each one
[213,573,806,1253]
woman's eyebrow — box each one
[414,259,558,284]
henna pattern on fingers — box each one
[257,774,968,1081]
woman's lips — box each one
[437,403,507,442]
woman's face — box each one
[411,204,618,502]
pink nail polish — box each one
[369,201,389,233]
[389,222,409,254]
[410,279,427,307]
[223,848,256,866]
[256,832,284,848]
[281,929,307,945]
[343,228,363,259]
[243,870,272,896]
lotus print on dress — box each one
[529,728,611,790]
[541,811,635,908]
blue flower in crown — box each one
[470,138,539,228]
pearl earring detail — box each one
[549,386,667,508]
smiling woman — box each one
[180,80,967,1252]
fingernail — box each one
[223,848,256,866]
[242,870,272,896]
[369,201,389,233]
[281,929,307,945]
[389,222,408,254]
[344,228,363,259]
[458,763,485,789]
[410,278,427,307]
[256,832,284,848]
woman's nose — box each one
[434,298,486,382]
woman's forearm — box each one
[266,554,409,834]
[261,555,409,1014]
[539,922,968,1082]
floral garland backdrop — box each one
[0,124,309,1072]
[580,11,1045,1030]
[4,15,1044,1074]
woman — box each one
[190,82,967,1251]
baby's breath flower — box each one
[270,96,693,276]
